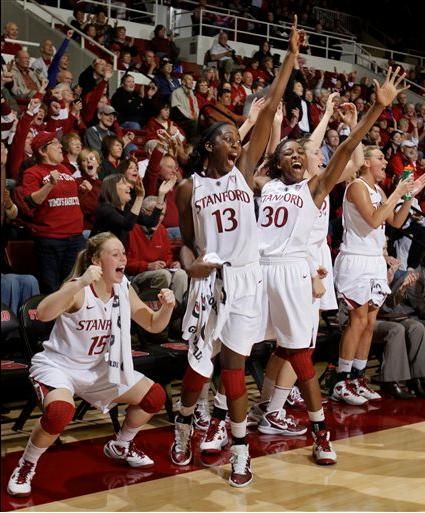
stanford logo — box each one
[1,311,11,322]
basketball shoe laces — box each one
[128,441,146,458]
[289,386,303,404]
[356,376,373,392]
[204,417,222,442]
[315,431,331,451]
[175,422,191,453]
[16,461,34,484]
[344,379,362,396]
[272,409,290,427]
[230,448,249,475]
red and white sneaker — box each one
[229,444,253,488]
[7,459,36,497]
[312,429,337,465]
[258,409,308,436]
[286,386,306,409]
[353,377,382,401]
[247,401,268,427]
[193,400,211,431]
[104,439,154,468]
[200,417,228,454]
[331,379,368,405]
[170,417,193,466]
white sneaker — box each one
[200,417,228,453]
[193,400,211,431]
[286,385,306,409]
[353,377,382,401]
[247,401,268,427]
[170,417,193,466]
[312,429,337,465]
[7,459,36,497]
[104,439,154,467]
[258,409,308,436]
[229,444,253,487]
[331,379,368,405]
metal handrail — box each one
[171,0,239,16]
[4,38,39,48]
[74,0,157,22]
[20,0,117,69]
[359,43,424,65]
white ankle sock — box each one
[352,359,367,373]
[116,424,140,443]
[267,386,292,412]
[337,358,353,375]
[22,440,48,465]
[307,408,325,423]
[230,419,247,439]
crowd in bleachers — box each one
[1,5,424,401]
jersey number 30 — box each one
[260,206,288,227]
[212,208,238,233]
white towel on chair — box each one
[182,253,230,378]
[108,276,135,387]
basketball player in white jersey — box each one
[248,92,364,429]
[254,67,410,466]
[169,18,304,488]
[332,146,425,404]
[7,232,175,497]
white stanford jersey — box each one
[308,194,330,250]
[340,178,385,257]
[42,285,114,369]
[192,167,259,265]
[258,179,319,259]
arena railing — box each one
[73,0,158,25]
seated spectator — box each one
[84,104,117,153]
[32,39,55,79]
[241,70,254,96]
[363,123,382,147]
[111,74,148,130]
[94,8,114,47]
[61,132,83,177]
[111,26,137,57]
[138,50,158,78]
[153,57,180,102]
[201,88,246,128]
[78,58,107,96]
[209,31,237,80]
[10,50,44,100]
[388,139,421,182]
[321,128,340,166]
[143,101,185,146]
[91,173,144,245]
[260,56,276,85]
[392,91,409,122]
[127,195,188,311]
[76,148,102,236]
[2,22,22,55]
[70,7,86,42]
[195,78,216,111]
[143,143,181,239]
[252,40,273,67]
[229,71,246,114]
[21,132,85,292]
[170,73,199,141]
[150,24,180,62]
[100,135,125,179]
[117,49,136,72]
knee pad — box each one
[182,365,209,393]
[40,400,75,435]
[221,368,246,400]
[284,349,316,382]
[139,383,166,414]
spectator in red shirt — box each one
[195,78,216,111]
[2,22,22,55]
[76,148,102,236]
[127,195,188,305]
[61,132,83,177]
[22,131,85,292]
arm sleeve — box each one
[48,37,70,88]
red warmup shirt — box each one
[22,162,84,238]
[126,224,173,274]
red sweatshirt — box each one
[22,162,84,238]
[126,224,173,274]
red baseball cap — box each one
[31,131,57,153]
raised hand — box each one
[412,173,425,197]
[158,176,177,197]
[288,15,302,56]
[273,101,284,126]
[79,179,93,192]
[395,175,415,198]
[66,29,74,40]
[248,97,266,125]
[80,265,103,286]
[374,66,409,108]
[338,102,358,129]
[325,92,340,117]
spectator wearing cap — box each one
[170,73,199,141]
[150,24,180,62]
[84,104,117,153]
[388,139,421,182]
[153,58,180,102]
[22,132,84,293]
[111,74,151,130]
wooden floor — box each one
[13,422,425,512]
